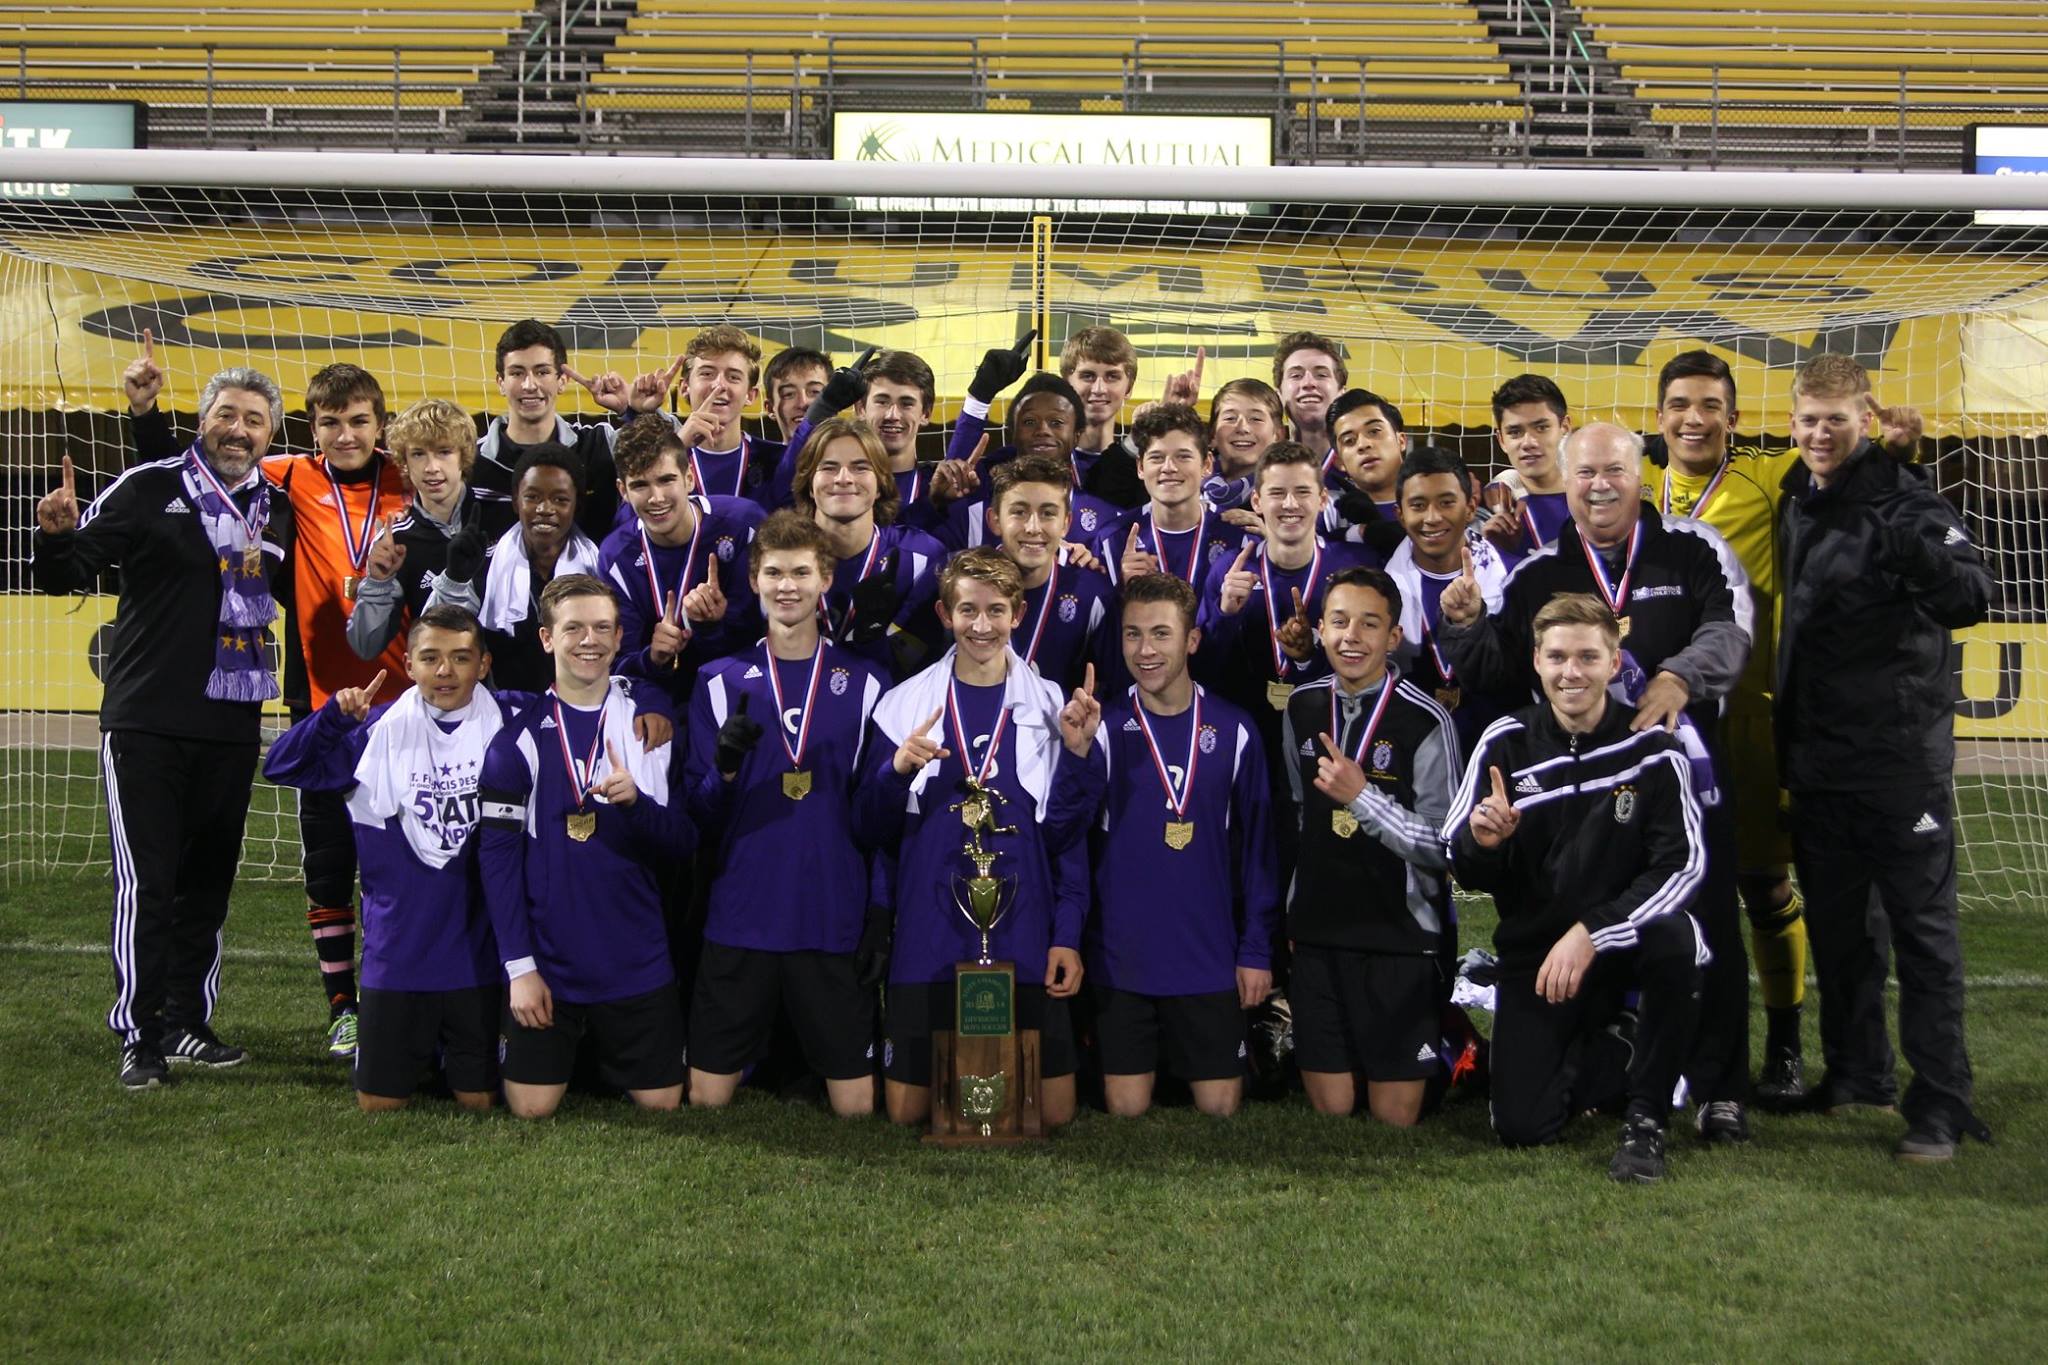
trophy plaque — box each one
[926,778,1045,1146]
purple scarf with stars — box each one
[179,441,280,703]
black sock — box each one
[1765,1003,1802,1055]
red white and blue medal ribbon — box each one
[189,450,262,547]
[1578,519,1643,619]
[550,690,610,805]
[1020,557,1060,666]
[947,675,1012,786]
[323,456,381,578]
[638,506,705,626]
[1133,688,1202,818]
[1659,457,1730,521]
[1520,500,1544,547]
[1332,668,1397,765]
[690,434,750,500]
[1147,508,1209,585]
[822,529,886,637]
[1261,540,1323,679]
[766,641,827,770]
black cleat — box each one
[1755,1045,1806,1112]
[162,1024,247,1069]
[1895,1122,1957,1164]
[1695,1100,1752,1144]
[1609,1110,1667,1184]
[119,1042,171,1091]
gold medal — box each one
[242,543,264,577]
[1266,679,1294,711]
[1435,686,1462,711]
[782,769,812,801]
[1332,807,1359,839]
[565,809,596,842]
[1617,614,1632,639]
[343,574,362,602]
[1164,820,1194,851]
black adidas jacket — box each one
[1776,444,1994,792]
[1446,700,1706,975]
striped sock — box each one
[307,904,358,1016]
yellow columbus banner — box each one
[4,596,2042,742]
[0,225,2045,436]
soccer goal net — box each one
[1,151,2043,908]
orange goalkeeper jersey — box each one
[261,452,410,710]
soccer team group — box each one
[29,315,1994,1182]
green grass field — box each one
[3,868,2044,1360]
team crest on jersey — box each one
[716,535,736,562]
[1208,539,1229,562]
[1614,785,1637,824]
[829,667,850,696]
[1198,724,1218,755]
[1078,508,1099,532]
[1058,593,1079,624]
[1372,740,1394,773]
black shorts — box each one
[1290,945,1442,1082]
[882,980,1075,1086]
[499,983,686,1092]
[354,985,501,1099]
[1093,985,1248,1082]
[687,941,877,1081]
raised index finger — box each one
[1460,546,1476,580]
[366,668,387,695]
[1231,541,1254,572]
[853,345,879,371]
[1012,327,1039,356]
[917,706,944,737]
[1082,662,1096,696]
[59,453,75,495]
[1489,765,1508,802]
[140,327,155,362]
[560,364,588,387]
[1291,586,1307,620]
[1191,345,1205,386]
[606,740,625,772]
[965,433,988,470]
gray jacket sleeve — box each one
[345,573,406,661]
[426,570,481,616]
[1279,704,1304,820]
[1348,719,1453,872]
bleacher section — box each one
[585,0,1524,156]
[1579,0,2048,139]
[0,1,528,145]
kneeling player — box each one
[856,549,1104,1129]
[1446,594,1707,1182]
[265,606,509,1111]
[1281,568,1459,1126]
[683,513,890,1116]
[1085,575,1278,1117]
[480,576,694,1119]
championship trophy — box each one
[925,777,1046,1145]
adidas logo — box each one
[1300,739,1317,756]
[743,665,763,679]
[163,498,191,514]
[538,716,557,730]
[1415,1043,1436,1063]
[1515,774,1541,794]
[1943,525,1966,546]
[1123,717,1141,732]
[1912,812,1939,834]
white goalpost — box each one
[1,149,2044,908]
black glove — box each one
[855,904,893,989]
[806,346,877,425]
[443,521,487,585]
[715,693,764,776]
[1332,487,1381,529]
[966,329,1037,404]
[846,557,898,645]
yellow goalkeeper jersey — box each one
[1647,440,1800,699]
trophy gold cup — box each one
[925,778,1045,1145]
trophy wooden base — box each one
[923,959,1046,1146]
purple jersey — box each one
[600,494,764,703]
[820,522,947,682]
[1084,690,1280,996]
[1094,506,1249,590]
[478,678,693,1004]
[687,435,786,509]
[1197,535,1379,692]
[264,696,516,993]
[1498,489,1573,568]
[686,642,888,953]
[934,489,1120,554]
[854,656,1104,988]
[1013,550,1115,694]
